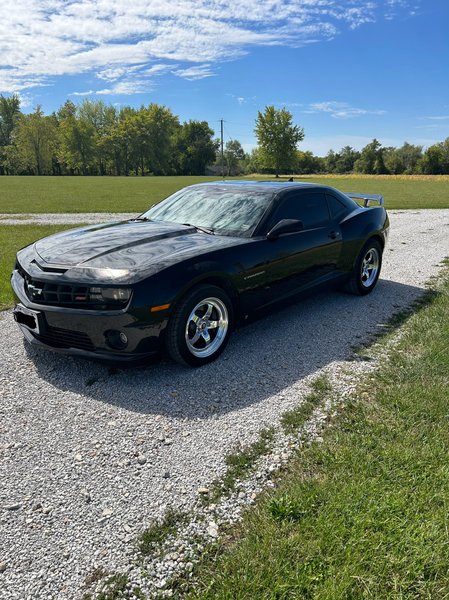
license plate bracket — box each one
[14,304,41,335]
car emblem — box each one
[28,284,43,296]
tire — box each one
[166,285,234,367]
[344,238,383,295]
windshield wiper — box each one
[182,223,215,235]
[130,216,151,222]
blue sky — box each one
[1,0,448,156]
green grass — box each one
[138,509,185,557]
[0,174,448,213]
[186,269,449,599]
[0,224,78,310]
[248,173,449,210]
[0,176,220,214]
[207,428,276,503]
[280,374,332,435]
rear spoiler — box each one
[345,193,384,207]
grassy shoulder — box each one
[0,224,77,310]
[0,174,448,213]
[186,270,449,599]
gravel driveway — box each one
[1,209,449,599]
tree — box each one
[224,139,245,175]
[254,106,304,176]
[0,94,21,174]
[173,120,218,175]
[417,139,449,174]
[58,111,96,175]
[335,146,360,173]
[354,139,386,174]
[296,150,324,174]
[384,142,423,174]
[13,106,56,175]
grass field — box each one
[0,225,77,310]
[185,270,449,599]
[0,176,219,214]
[0,175,448,213]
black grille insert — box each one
[34,325,95,352]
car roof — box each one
[196,180,323,193]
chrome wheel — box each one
[185,297,229,358]
[361,247,380,288]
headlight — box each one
[89,287,132,303]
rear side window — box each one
[326,193,348,220]
[269,192,330,230]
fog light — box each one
[105,330,128,350]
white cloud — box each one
[72,80,152,96]
[423,115,449,121]
[0,0,419,95]
[304,101,386,119]
[174,64,215,80]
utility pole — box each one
[220,118,224,179]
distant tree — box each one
[173,120,218,175]
[417,139,449,174]
[397,142,423,173]
[58,109,96,175]
[335,146,360,173]
[13,106,56,175]
[245,147,266,174]
[383,142,423,174]
[354,139,385,174]
[144,104,179,175]
[324,149,338,173]
[296,150,324,174]
[224,139,245,175]
[383,146,403,174]
[0,94,21,174]
[255,106,304,176]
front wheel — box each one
[344,239,383,295]
[166,285,234,367]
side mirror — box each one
[267,219,304,240]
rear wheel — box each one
[166,285,234,367]
[344,239,383,295]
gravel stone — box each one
[1,209,449,599]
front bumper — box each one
[11,269,167,364]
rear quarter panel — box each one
[340,206,389,271]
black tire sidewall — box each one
[167,285,234,367]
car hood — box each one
[29,220,247,283]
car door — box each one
[238,190,343,311]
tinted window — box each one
[326,193,347,220]
[269,192,330,230]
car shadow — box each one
[23,278,427,419]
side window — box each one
[326,193,347,220]
[269,192,330,230]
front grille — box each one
[27,279,90,306]
[16,263,126,310]
[34,325,95,352]
[17,263,90,306]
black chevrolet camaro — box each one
[11,181,389,367]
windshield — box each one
[141,185,274,237]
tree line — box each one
[249,136,449,176]
[0,96,221,176]
[1,95,448,176]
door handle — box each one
[328,231,340,240]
